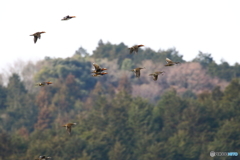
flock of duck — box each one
[32,15,180,160]
[90,46,180,79]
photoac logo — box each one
[210,151,238,157]
[210,151,215,157]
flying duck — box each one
[35,155,51,160]
[35,82,52,87]
[30,32,45,43]
[92,63,107,73]
[149,71,165,81]
[62,123,77,135]
[130,67,144,78]
[165,58,180,66]
[128,45,144,54]
[61,15,76,21]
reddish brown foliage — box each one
[34,107,52,130]
[17,127,29,139]
[131,61,228,102]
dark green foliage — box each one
[0,85,7,109]
[0,130,29,160]
[92,41,185,69]
[7,73,27,108]
[182,90,197,99]
[211,86,224,101]
[2,73,37,132]
[35,56,97,99]
[223,79,240,101]
[193,51,240,81]
[192,51,213,68]
[2,75,240,159]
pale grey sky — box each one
[0,0,239,71]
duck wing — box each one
[166,58,173,64]
[135,47,138,53]
[135,70,141,78]
[67,127,71,135]
[155,71,164,75]
[93,63,100,70]
[129,47,134,54]
[149,73,158,80]
[34,36,38,43]
[153,74,158,81]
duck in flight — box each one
[62,123,77,135]
[35,155,51,160]
[30,32,45,43]
[130,67,145,78]
[61,15,76,21]
[35,82,52,87]
[128,45,144,54]
[92,63,107,73]
[149,71,165,81]
[91,63,108,77]
[165,58,180,66]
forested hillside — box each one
[0,41,240,160]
